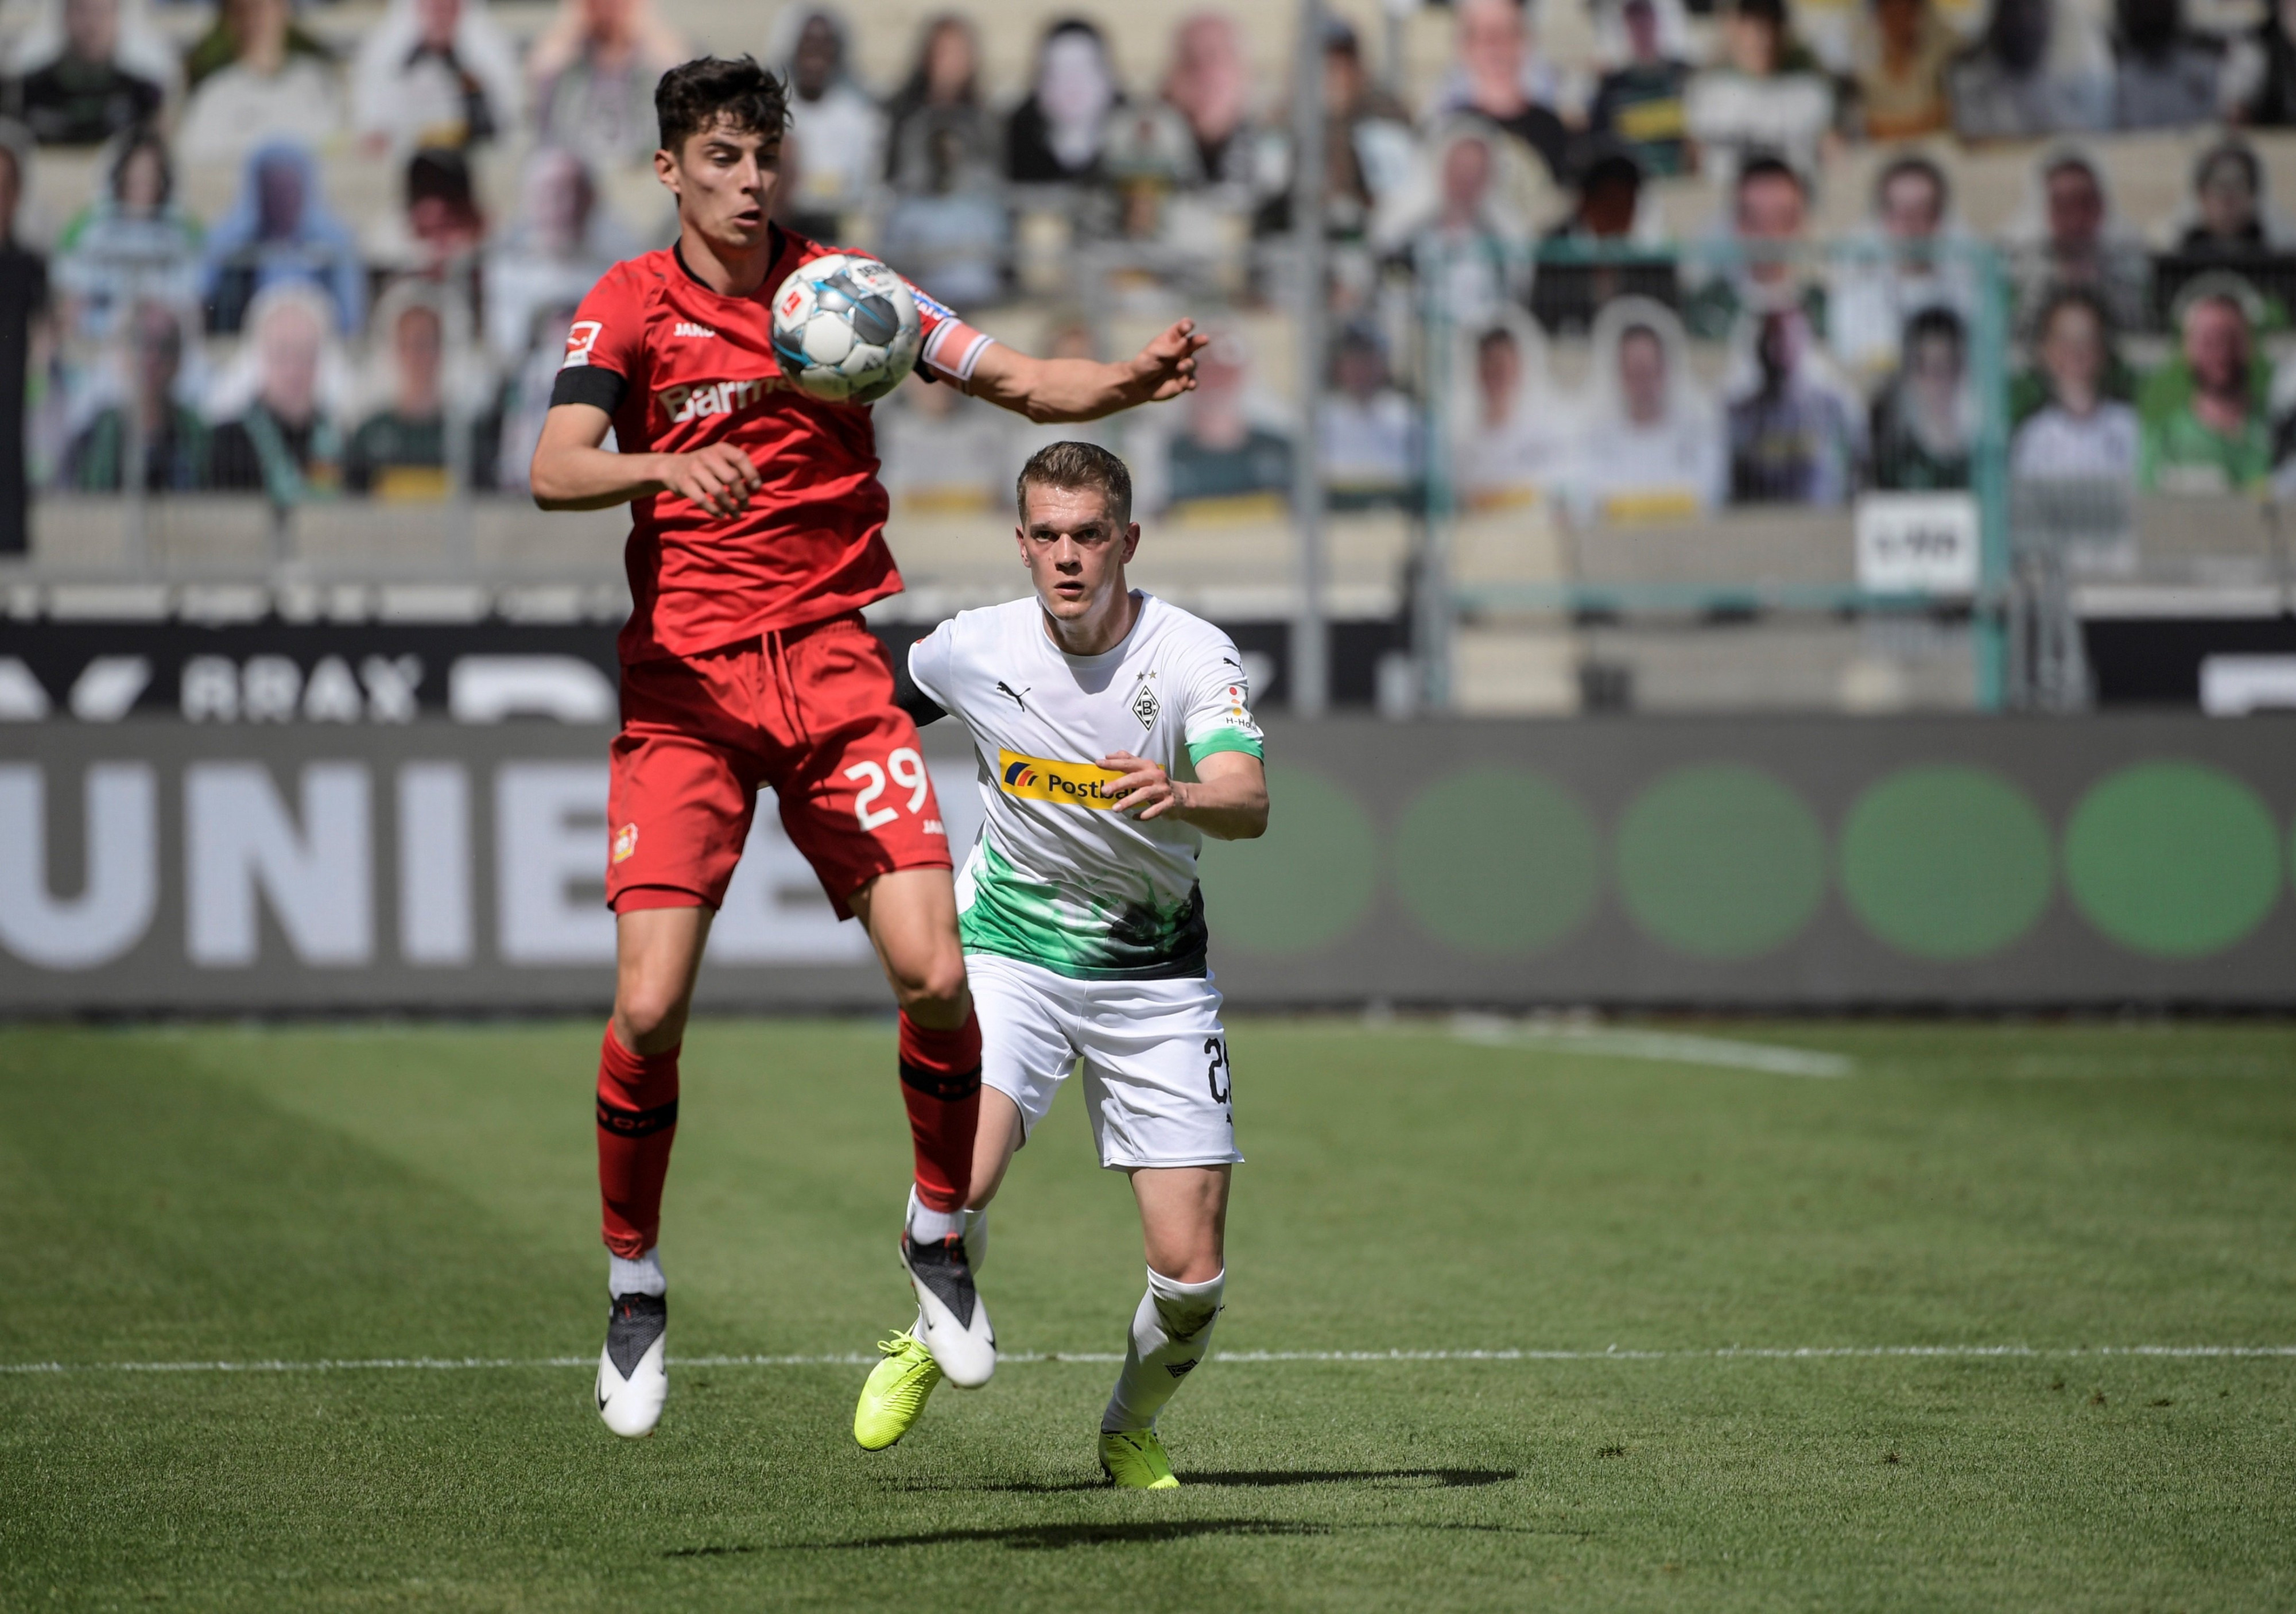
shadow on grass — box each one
[1190,1468,1519,1491]
[801,1519,1329,1552]
[672,1518,1573,1558]
[891,1467,1521,1495]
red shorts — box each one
[606,613,952,918]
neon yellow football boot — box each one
[853,1328,943,1452]
[1098,1429,1181,1489]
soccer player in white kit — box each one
[850,441,1269,1488]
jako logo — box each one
[996,749,1124,810]
[672,322,717,339]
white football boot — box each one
[596,1291,668,1438]
[899,1202,995,1388]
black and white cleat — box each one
[596,1292,668,1438]
[899,1233,996,1388]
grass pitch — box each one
[2,1016,2293,1611]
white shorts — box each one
[965,953,1242,1171]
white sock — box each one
[608,1246,665,1299]
[1102,1267,1224,1434]
[906,1186,962,1245]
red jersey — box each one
[554,228,996,664]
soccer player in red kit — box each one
[529,55,1207,1438]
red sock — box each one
[596,1024,680,1259]
[898,1009,981,1214]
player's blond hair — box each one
[1017,440,1133,528]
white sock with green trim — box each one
[1101,1267,1224,1434]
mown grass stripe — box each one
[7,1344,2293,1375]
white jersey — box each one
[907,592,1264,981]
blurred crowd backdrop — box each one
[0,0,2292,599]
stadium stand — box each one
[4,0,2295,713]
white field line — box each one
[5,1344,2293,1376]
[1449,1015,1855,1078]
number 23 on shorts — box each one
[846,746,931,832]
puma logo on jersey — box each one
[656,376,784,424]
[672,322,718,339]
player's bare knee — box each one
[612,984,691,1052]
[1151,1242,1224,1285]
[893,955,969,1024]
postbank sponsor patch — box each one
[997,749,1125,810]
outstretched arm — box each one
[964,319,1208,424]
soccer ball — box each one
[769,253,922,405]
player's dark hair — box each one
[1017,441,1134,529]
[656,55,791,156]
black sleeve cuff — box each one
[549,365,627,414]
[897,686,947,728]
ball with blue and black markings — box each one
[769,253,923,404]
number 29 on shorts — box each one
[847,747,929,831]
